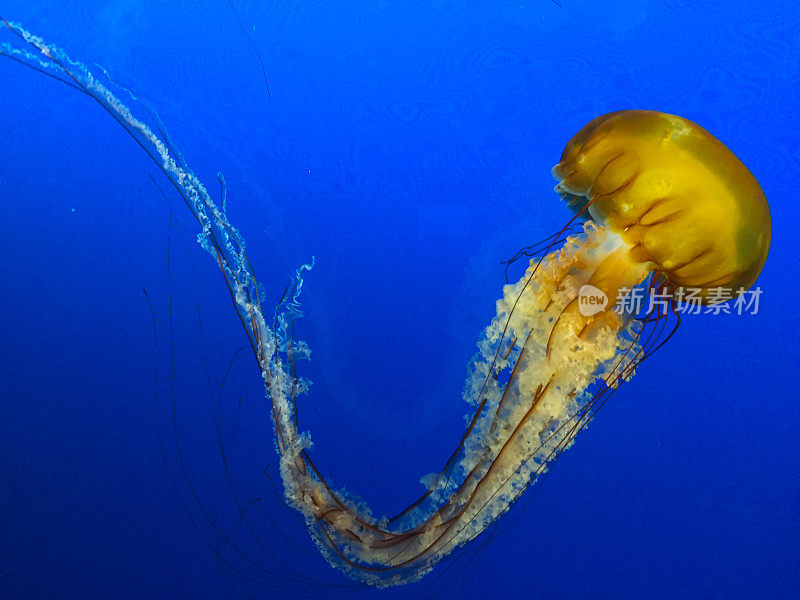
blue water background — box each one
[1,1,798,598]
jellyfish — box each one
[1,21,771,588]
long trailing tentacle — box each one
[1,20,674,588]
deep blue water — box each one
[1,1,798,599]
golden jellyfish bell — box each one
[552,110,771,301]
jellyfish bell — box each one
[552,110,771,306]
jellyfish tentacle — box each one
[269,221,655,584]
